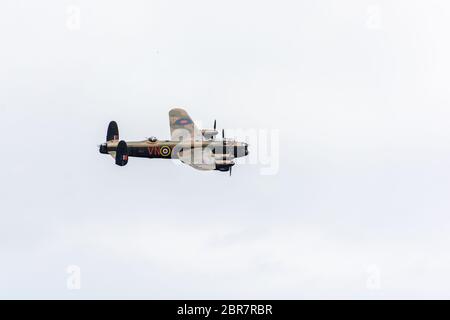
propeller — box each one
[208,120,217,140]
[222,129,226,155]
[222,128,233,176]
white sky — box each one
[1,0,450,299]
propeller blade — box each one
[229,166,232,176]
[214,120,217,130]
[222,129,226,154]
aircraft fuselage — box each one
[99,139,249,159]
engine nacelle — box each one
[214,153,234,160]
[201,129,218,140]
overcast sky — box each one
[1,0,450,299]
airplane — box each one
[99,108,249,175]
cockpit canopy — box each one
[148,136,157,142]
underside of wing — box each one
[169,108,203,141]
[177,147,216,171]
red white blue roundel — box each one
[175,117,192,125]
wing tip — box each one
[169,107,187,115]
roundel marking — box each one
[175,117,192,125]
[160,145,171,157]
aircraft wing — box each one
[169,108,203,141]
[177,147,216,171]
[177,147,236,171]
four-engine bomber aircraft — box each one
[99,108,249,175]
